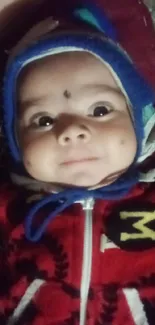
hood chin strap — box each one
[25,169,138,242]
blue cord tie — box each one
[25,170,138,242]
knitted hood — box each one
[3,2,155,241]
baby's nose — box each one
[58,124,91,146]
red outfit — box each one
[1,0,155,324]
[0,182,155,325]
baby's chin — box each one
[27,168,122,192]
[57,173,118,189]
[63,172,101,187]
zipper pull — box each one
[82,198,94,211]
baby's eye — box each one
[93,105,110,117]
[38,116,54,127]
[88,102,113,118]
[30,115,55,129]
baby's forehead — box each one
[17,51,120,93]
[17,51,128,119]
[18,51,105,76]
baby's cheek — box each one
[119,138,126,146]
[23,146,40,178]
[118,129,137,164]
[107,122,137,170]
[22,139,50,180]
[22,134,58,182]
[24,159,32,170]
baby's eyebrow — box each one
[17,96,48,114]
[17,85,123,115]
[79,84,124,98]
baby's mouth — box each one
[60,157,99,166]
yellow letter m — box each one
[120,211,155,241]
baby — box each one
[2,2,155,325]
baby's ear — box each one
[74,2,117,41]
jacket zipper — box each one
[79,198,94,325]
[8,198,94,325]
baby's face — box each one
[17,52,137,188]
